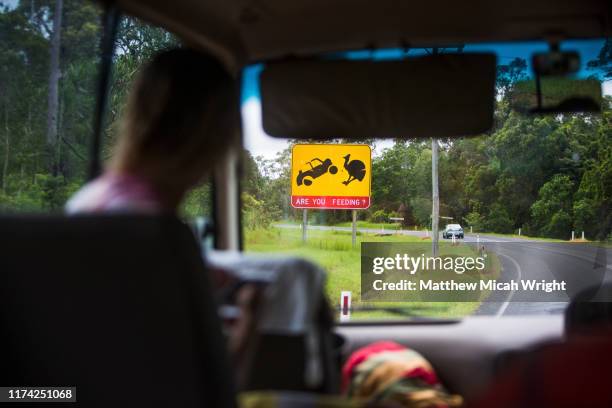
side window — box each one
[0,1,101,212]
[0,2,215,218]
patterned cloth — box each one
[66,172,164,214]
[239,391,362,408]
[343,341,463,408]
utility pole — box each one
[431,137,439,256]
[431,47,440,257]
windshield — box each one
[241,39,611,321]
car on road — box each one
[443,224,464,239]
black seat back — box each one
[0,215,235,408]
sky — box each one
[242,39,610,160]
[1,0,18,9]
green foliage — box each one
[486,204,514,234]
[0,173,82,212]
[180,182,212,219]
[530,174,575,238]
[464,211,485,232]
[242,192,273,230]
[370,209,388,223]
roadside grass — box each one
[245,227,500,320]
[274,219,425,232]
[274,219,578,243]
[470,232,567,242]
[335,221,402,230]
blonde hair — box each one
[112,48,239,183]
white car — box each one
[442,224,464,239]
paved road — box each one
[275,223,612,316]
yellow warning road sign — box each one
[291,144,371,209]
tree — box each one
[46,0,63,173]
[496,57,528,97]
[586,38,611,79]
[530,174,575,238]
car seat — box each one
[0,215,236,408]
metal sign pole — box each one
[352,210,357,248]
[302,209,308,243]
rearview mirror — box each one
[510,78,602,114]
[260,54,497,140]
[532,51,580,76]
[510,49,603,114]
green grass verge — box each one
[245,227,500,320]
[334,221,403,230]
[471,232,568,242]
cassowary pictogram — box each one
[341,154,366,185]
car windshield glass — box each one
[241,39,611,321]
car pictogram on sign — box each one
[296,158,338,186]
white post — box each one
[470,226,473,234]
[518,227,521,236]
[571,230,575,241]
[582,231,585,240]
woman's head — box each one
[112,48,239,192]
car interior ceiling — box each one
[1,0,611,407]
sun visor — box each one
[260,54,497,140]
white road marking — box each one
[495,253,522,318]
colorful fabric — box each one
[66,171,164,214]
[343,341,463,408]
[239,391,362,408]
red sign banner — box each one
[291,195,370,209]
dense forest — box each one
[1,1,610,240]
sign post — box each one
[302,209,308,243]
[351,210,357,248]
